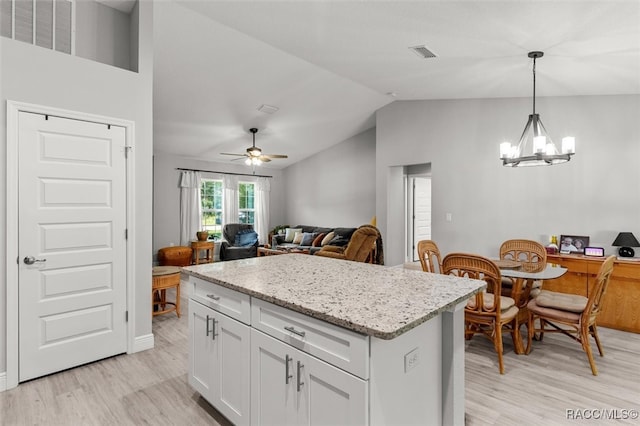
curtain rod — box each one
[176,167,272,179]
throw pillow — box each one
[293,232,304,244]
[312,233,326,247]
[285,228,302,242]
[299,232,318,246]
[321,231,335,246]
[235,230,258,247]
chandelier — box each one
[500,51,575,167]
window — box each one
[238,182,255,225]
[201,179,223,240]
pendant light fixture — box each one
[500,51,575,167]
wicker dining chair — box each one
[527,255,615,375]
[417,240,442,273]
[442,253,519,374]
[498,239,547,352]
[499,239,547,296]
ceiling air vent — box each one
[257,104,279,115]
[409,45,437,59]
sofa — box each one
[271,225,357,255]
[220,223,259,261]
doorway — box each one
[405,170,432,263]
[6,102,134,389]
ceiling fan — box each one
[221,128,288,166]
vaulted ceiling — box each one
[152,1,640,169]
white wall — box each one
[75,0,133,70]
[0,1,153,377]
[152,151,286,255]
[282,128,376,228]
[376,95,640,266]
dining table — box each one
[493,259,568,354]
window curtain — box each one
[223,174,238,230]
[254,177,270,245]
[179,170,202,246]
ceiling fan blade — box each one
[230,156,247,162]
[262,154,288,159]
[220,152,247,157]
[258,156,272,163]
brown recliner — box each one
[315,224,383,265]
[157,246,193,266]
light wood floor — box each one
[1,289,639,425]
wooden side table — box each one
[191,240,215,264]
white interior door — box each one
[409,176,432,262]
[18,112,127,382]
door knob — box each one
[23,256,46,265]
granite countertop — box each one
[182,254,485,340]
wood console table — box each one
[545,254,640,333]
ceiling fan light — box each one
[244,158,252,166]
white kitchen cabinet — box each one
[188,299,250,426]
[250,328,367,426]
[185,255,479,426]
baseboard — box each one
[131,333,155,353]
[0,371,7,392]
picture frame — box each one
[559,235,590,254]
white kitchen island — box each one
[182,254,484,426]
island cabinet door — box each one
[250,329,367,426]
[296,347,368,426]
[250,329,297,426]
[189,299,216,400]
[189,299,251,426]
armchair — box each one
[315,224,383,264]
[219,223,259,261]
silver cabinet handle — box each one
[206,294,220,301]
[205,315,218,340]
[285,354,293,384]
[211,318,218,340]
[24,256,46,265]
[296,361,304,392]
[284,326,306,338]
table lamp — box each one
[611,232,640,257]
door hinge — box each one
[125,229,128,240]
[126,311,129,322]
[124,146,132,158]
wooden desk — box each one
[545,254,640,333]
[191,240,215,264]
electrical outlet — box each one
[404,347,419,372]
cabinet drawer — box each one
[189,276,251,325]
[251,298,369,379]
